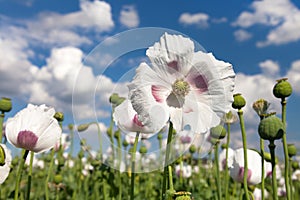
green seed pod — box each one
[221,143,228,149]
[210,125,227,139]
[273,78,292,99]
[53,174,63,184]
[77,124,89,132]
[0,97,12,113]
[54,112,64,122]
[139,146,147,154]
[258,115,284,141]
[109,93,125,107]
[263,152,272,162]
[189,144,197,154]
[114,129,121,139]
[232,93,246,110]
[157,133,163,140]
[68,123,74,130]
[292,160,299,170]
[287,144,297,157]
[0,145,6,166]
[122,139,129,148]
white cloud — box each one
[286,60,300,93]
[234,29,252,42]
[179,12,209,28]
[119,5,140,28]
[0,0,114,47]
[259,59,280,77]
[233,0,300,46]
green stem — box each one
[281,99,291,200]
[14,150,29,200]
[260,138,265,200]
[130,132,140,200]
[91,122,102,160]
[168,165,174,192]
[225,123,230,200]
[0,113,4,142]
[269,141,278,200]
[109,114,115,160]
[237,109,250,200]
[162,122,174,200]
[45,149,55,200]
[117,132,122,200]
[26,151,34,200]
[214,142,222,200]
[69,125,74,157]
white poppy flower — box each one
[54,133,70,151]
[5,104,62,153]
[128,33,235,134]
[265,161,282,180]
[229,148,266,185]
[219,147,234,171]
[175,164,192,178]
[0,144,12,184]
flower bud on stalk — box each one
[0,145,6,166]
[189,145,197,154]
[273,78,292,99]
[258,115,284,141]
[0,97,12,113]
[77,124,89,132]
[210,125,227,140]
[54,112,64,122]
[287,144,297,158]
[232,93,246,110]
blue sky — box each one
[1,0,300,155]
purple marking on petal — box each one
[151,85,164,103]
[167,60,179,71]
[238,167,252,182]
[17,130,38,150]
[133,114,144,127]
[180,136,191,144]
[192,74,208,92]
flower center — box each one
[172,79,190,97]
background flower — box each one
[5,104,62,153]
[0,144,12,184]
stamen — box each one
[172,79,190,97]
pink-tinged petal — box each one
[146,33,194,76]
[129,85,169,132]
[186,67,208,94]
[133,114,144,127]
[17,130,38,150]
[230,148,265,185]
[191,52,235,116]
[113,100,167,133]
[151,85,169,103]
[5,104,62,153]
[237,167,252,182]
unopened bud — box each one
[0,145,6,166]
[0,97,12,113]
[77,124,89,132]
[210,125,227,140]
[232,93,246,110]
[54,112,64,122]
[273,78,292,99]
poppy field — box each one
[1,33,300,200]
